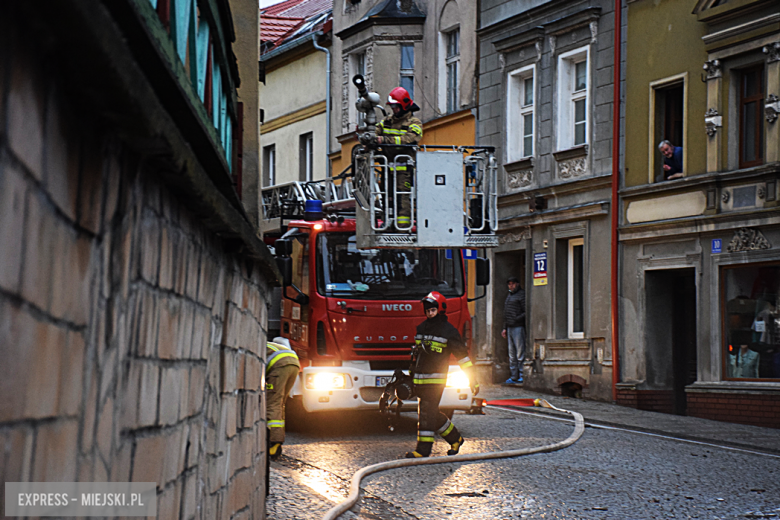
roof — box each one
[261,15,305,44]
[262,0,332,18]
[336,0,424,40]
[261,0,332,51]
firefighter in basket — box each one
[405,291,479,458]
[375,87,422,230]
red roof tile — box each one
[260,14,305,44]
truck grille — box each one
[353,344,412,357]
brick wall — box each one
[0,18,272,519]
[687,393,780,429]
[616,389,675,415]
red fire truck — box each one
[260,74,498,415]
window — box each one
[445,29,460,113]
[263,144,276,186]
[299,132,313,182]
[568,238,585,339]
[557,48,589,150]
[739,64,764,169]
[722,263,779,380]
[506,65,535,162]
[653,82,684,182]
[400,44,414,100]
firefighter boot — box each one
[447,436,465,456]
[269,443,283,460]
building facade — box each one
[619,0,780,427]
[260,0,333,187]
[476,0,622,400]
[328,0,480,176]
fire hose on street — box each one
[322,398,585,520]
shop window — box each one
[722,263,780,380]
[739,64,764,169]
[568,238,585,338]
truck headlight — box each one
[306,372,347,390]
[446,369,470,389]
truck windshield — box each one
[316,232,464,299]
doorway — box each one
[493,249,526,382]
[645,268,697,415]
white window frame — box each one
[442,28,460,114]
[400,43,415,100]
[556,46,590,151]
[567,237,585,339]
[264,144,276,186]
[300,132,313,182]
[506,64,536,163]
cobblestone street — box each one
[266,388,780,520]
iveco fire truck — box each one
[260,75,498,416]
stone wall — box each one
[0,14,273,519]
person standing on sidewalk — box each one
[501,276,526,384]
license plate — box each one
[376,376,393,387]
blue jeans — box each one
[507,326,526,381]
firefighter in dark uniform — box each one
[406,291,479,458]
[266,339,300,460]
[375,86,422,230]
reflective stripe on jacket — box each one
[377,111,423,146]
[266,342,300,373]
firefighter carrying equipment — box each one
[266,341,300,446]
[409,298,476,457]
[322,399,586,520]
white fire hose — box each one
[322,399,585,520]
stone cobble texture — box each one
[0,14,273,519]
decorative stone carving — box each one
[499,228,532,244]
[499,52,506,72]
[549,35,557,55]
[702,59,721,80]
[341,56,350,133]
[726,227,771,253]
[763,42,780,63]
[758,185,766,199]
[558,157,588,179]
[722,190,730,203]
[765,94,779,124]
[589,21,598,44]
[705,107,722,137]
[365,45,374,90]
[535,40,543,62]
[507,169,533,189]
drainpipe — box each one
[610,0,622,402]
[311,31,332,179]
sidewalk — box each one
[479,384,780,456]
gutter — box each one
[611,0,622,402]
[311,32,332,178]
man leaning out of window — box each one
[658,140,684,181]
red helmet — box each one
[421,291,447,313]
[387,87,413,111]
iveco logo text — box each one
[354,336,410,342]
[382,304,413,311]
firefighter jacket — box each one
[266,342,300,375]
[412,313,474,386]
[377,111,423,146]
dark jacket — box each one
[412,313,473,385]
[504,288,526,329]
[663,146,683,179]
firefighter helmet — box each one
[387,87,413,111]
[421,291,447,313]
